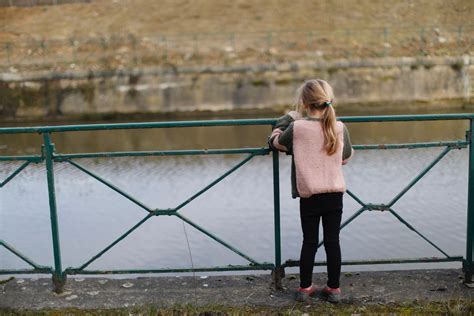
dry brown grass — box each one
[0,0,472,71]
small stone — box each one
[21,287,26,290]
[16,279,25,284]
[287,275,297,280]
[98,280,108,285]
[121,282,134,288]
[74,278,85,282]
[268,47,278,55]
[203,283,208,287]
[88,291,99,296]
[200,276,208,279]
[345,272,353,277]
[65,295,78,301]
[374,287,385,293]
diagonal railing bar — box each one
[0,161,30,188]
[174,153,257,212]
[388,146,452,207]
[0,239,48,270]
[346,189,367,208]
[388,208,451,258]
[66,159,154,213]
[175,213,261,265]
[317,206,367,249]
[75,213,154,271]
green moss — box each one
[252,79,269,87]
[275,78,292,85]
[76,81,96,104]
[327,67,339,75]
[451,61,464,72]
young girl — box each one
[269,79,353,303]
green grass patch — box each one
[1,300,473,316]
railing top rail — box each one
[0,113,473,135]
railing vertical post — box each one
[465,119,474,285]
[272,150,284,289]
[43,132,66,293]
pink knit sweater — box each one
[293,120,346,197]
[269,112,353,198]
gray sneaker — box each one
[295,284,317,302]
[322,286,341,303]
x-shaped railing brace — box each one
[62,151,271,274]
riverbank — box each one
[1,56,472,121]
[1,269,472,314]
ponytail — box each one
[321,104,339,155]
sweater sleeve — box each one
[342,123,354,165]
[268,111,297,153]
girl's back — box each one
[292,120,346,197]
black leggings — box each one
[299,192,343,289]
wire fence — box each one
[0,0,90,6]
[1,25,473,72]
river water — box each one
[0,108,471,275]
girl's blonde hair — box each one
[295,79,339,155]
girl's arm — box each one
[268,111,298,153]
[342,124,354,165]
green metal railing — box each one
[0,113,473,292]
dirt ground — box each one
[0,0,473,71]
[1,269,473,313]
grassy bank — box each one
[1,300,474,315]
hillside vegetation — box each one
[0,0,472,71]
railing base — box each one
[272,266,285,291]
[52,273,67,294]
